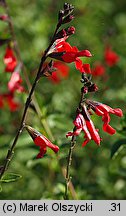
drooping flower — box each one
[92,62,106,76]
[49,38,92,73]
[4,46,17,72]
[8,71,24,93]
[66,105,101,147]
[81,104,101,146]
[86,100,123,135]
[104,46,119,67]
[48,61,69,83]
[26,126,59,159]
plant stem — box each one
[4,0,55,141]
[64,74,87,200]
[0,5,60,179]
[0,56,44,179]
[64,133,76,200]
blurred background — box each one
[0,0,126,199]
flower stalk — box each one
[3,0,55,141]
[0,7,64,179]
[64,73,90,199]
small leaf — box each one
[0,173,22,183]
[111,139,126,159]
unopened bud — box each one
[58,10,64,20]
[88,83,98,92]
[67,26,75,35]
[64,3,69,10]
[55,29,67,40]
[62,14,74,24]
[83,87,88,94]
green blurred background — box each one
[0,0,126,199]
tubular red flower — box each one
[0,93,20,112]
[49,39,92,73]
[6,94,20,112]
[26,126,59,159]
[82,105,101,146]
[104,46,119,67]
[86,100,123,135]
[8,71,24,93]
[4,47,17,72]
[66,110,101,147]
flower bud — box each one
[58,10,64,20]
[88,83,98,92]
[62,15,74,24]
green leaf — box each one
[0,173,22,183]
[111,139,126,159]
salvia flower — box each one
[6,93,20,112]
[4,46,17,72]
[49,39,92,73]
[26,126,59,159]
[8,71,24,93]
[0,93,20,112]
[92,62,106,76]
[66,105,101,147]
[104,46,119,67]
[48,61,69,84]
[86,99,123,135]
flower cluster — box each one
[0,13,24,111]
[44,3,123,148]
[66,106,101,147]
[0,46,24,111]
[67,100,123,147]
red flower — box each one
[0,95,4,108]
[8,71,24,93]
[92,63,106,76]
[49,39,92,73]
[104,46,119,67]
[26,126,59,159]
[86,100,123,135]
[6,93,20,112]
[0,93,20,112]
[4,47,17,72]
[66,106,101,147]
[49,61,69,84]
[0,14,8,21]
